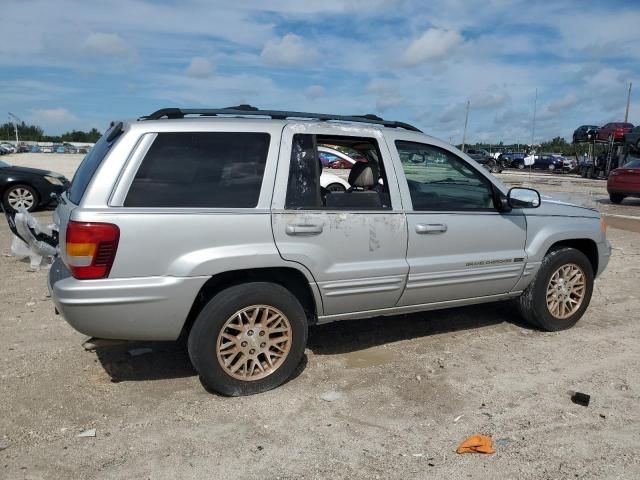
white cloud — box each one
[401,28,463,66]
[30,108,78,123]
[261,33,317,66]
[546,93,578,113]
[185,57,214,78]
[83,32,135,59]
[304,85,326,99]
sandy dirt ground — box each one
[1,153,639,479]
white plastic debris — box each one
[320,391,342,402]
[77,429,96,438]
[10,208,57,269]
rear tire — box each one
[609,193,625,204]
[490,162,502,174]
[326,183,346,192]
[188,282,308,396]
[517,162,525,170]
[518,247,594,331]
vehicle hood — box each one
[527,194,600,218]
[3,165,66,179]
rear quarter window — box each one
[67,126,120,204]
[124,132,270,208]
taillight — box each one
[66,221,120,279]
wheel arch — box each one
[545,238,598,275]
[180,266,320,338]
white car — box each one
[320,171,350,192]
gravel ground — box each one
[1,154,639,479]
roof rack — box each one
[139,105,422,132]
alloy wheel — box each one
[7,187,35,211]
[216,305,292,381]
[545,263,586,319]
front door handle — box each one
[415,223,448,234]
[285,224,324,236]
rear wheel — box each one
[188,282,308,396]
[518,247,594,331]
[609,193,625,204]
[517,162,525,170]
[326,183,346,192]
[3,184,38,212]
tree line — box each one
[1,122,102,143]
[461,136,590,156]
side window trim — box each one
[395,140,497,212]
[109,132,157,207]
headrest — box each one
[348,161,375,188]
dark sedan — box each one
[512,154,565,172]
[465,148,502,173]
[623,126,640,151]
[607,156,640,204]
[0,159,69,212]
[596,122,634,142]
[572,125,600,143]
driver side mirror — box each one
[508,187,541,208]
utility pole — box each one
[624,82,632,123]
[8,112,22,146]
[531,88,537,148]
[461,100,470,152]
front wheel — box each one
[188,282,308,396]
[548,164,556,172]
[3,184,39,212]
[518,247,594,331]
[517,162,525,170]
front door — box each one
[271,125,408,316]
[389,138,527,306]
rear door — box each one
[271,125,408,317]
[389,137,527,306]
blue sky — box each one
[1,0,639,144]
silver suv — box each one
[49,107,611,396]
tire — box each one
[187,282,308,396]
[490,162,502,174]
[548,164,555,172]
[517,247,594,331]
[517,162,525,170]
[325,183,346,192]
[2,184,39,212]
[609,193,625,204]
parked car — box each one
[572,125,600,143]
[320,171,350,192]
[318,145,366,169]
[18,144,31,153]
[40,146,53,153]
[0,146,10,155]
[623,126,640,151]
[596,122,634,142]
[55,146,66,153]
[0,159,69,212]
[465,148,503,173]
[31,146,42,153]
[607,155,640,204]
[49,107,610,396]
[512,154,566,172]
[0,143,16,153]
[498,151,526,168]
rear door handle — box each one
[415,223,448,234]
[285,224,324,236]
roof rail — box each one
[139,106,422,132]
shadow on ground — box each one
[93,300,531,382]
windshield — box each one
[623,157,640,168]
[0,160,9,168]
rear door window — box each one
[67,125,121,204]
[125,132,270,208]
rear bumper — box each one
[48,257,208,340]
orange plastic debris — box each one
[456,434,495,454]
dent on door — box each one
[272,211,409,315]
